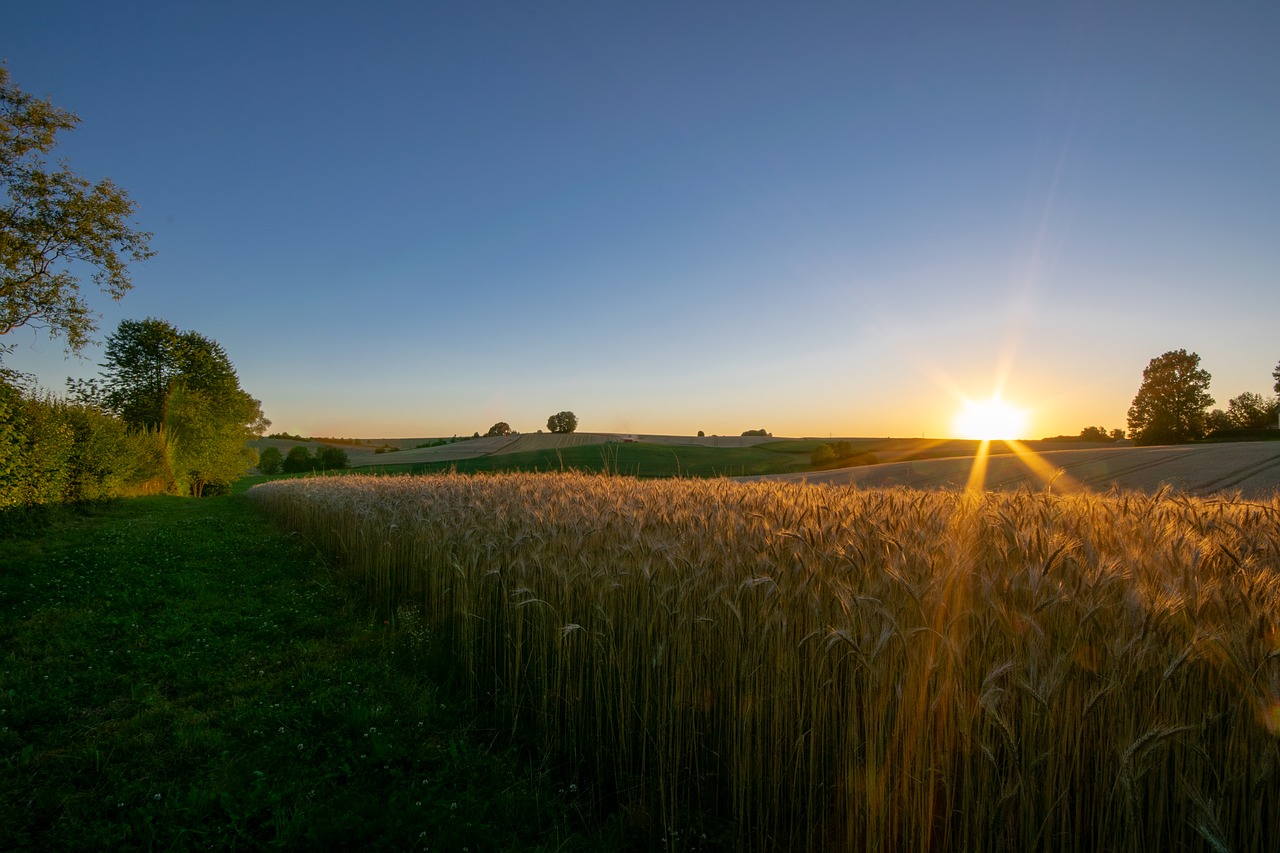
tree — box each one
[92,318,269,493]
[257,446,283,475]
[1126,349,1214,446]
[485,421,512,437]
[315,445,349,471]
[282,446,313,474]
[1205,408,1232,435]
[1224,391,1275,429]
[1,67,153,361]
[546,411,578,434]
[1273,359,1280,396]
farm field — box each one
[763,440,1280,499]
[251,471,1280,851]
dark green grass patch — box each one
[0,497,607,851]
[402,442,815,479]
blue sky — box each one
[6,1,1278,438]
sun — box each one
[952,396,1029,440]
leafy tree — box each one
[741,428,771,437]
[546,411,578,434]
[1274,359,1280,396]
[485,422,512,437]
[257,446,283,475]
[1126,349,1214,446]
[93,318,268,493]
[282,446,313,474]
[1079,426,1112,441]
[810,444,836,465]
[1224,391,1275,429]
[697,430,705,437]
[1205,408,1232,435]
[1110,429,1125,441]
[1,67,153,361]
[315,445,349,471]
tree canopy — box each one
[546,411,578,434]
[90,318,268,494]
[1,67,153,361]
[485,421,512,437]
[1126,349,1214,446]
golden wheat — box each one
[249,473,1280,851]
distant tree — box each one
[315,445,349,471]
[1,68,154,362]
[1224,391,1277,429]
[485,421,512,437]
[257,446,283,475]
[1126,349,1214,446]
[282,446,312,474]
[1274,359,1280,395]
[1205,408,1232,435]
[1079,426,1111,441]
[697,430,705,437]
[741,428,771,437]
[810,444,836,465]
[546,411,578,434]
[1110,428,1125,441]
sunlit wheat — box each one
[249,472,1280,851]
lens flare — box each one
[952,397,1029,440]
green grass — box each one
[250,442,816,481]
[0,497,611,851]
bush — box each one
[281,446,313,474]
[315,446,349,471]
[257,446,283,475]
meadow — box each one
[0,497,608,851]
[250,472,1280,852]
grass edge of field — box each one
[0,495,622,851]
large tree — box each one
[1,67,153,361]
[93,318,268,493]
[546,411,578,434]
[1126,349,1214,446]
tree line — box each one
[1126,350,1279,445]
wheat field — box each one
[249,473,1280,851]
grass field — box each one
[251,472,1280,852]
[0,497,609,851]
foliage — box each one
[810,440,878,467]
[0,378,165,511]
[741,428,771,437]
[1274,358,1280,395]
[282,445,313,474]
[0,67,153,361]
[252,473,1280,852]
[315,445,349,471]
[256,445,283,475]
[1224,391,1278,429]
[0,495,607,851]
[92,318,268,494]
[1126,349,1214,445]
[546,411,578,434]
[486,421,512,437]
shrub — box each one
[257,446,283,475]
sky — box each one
[5,1,1278,439]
